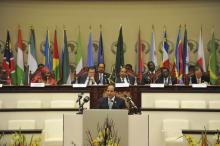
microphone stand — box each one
[126,96,139,115]
[76,93,83,114]
[77,103,84,114]
[77,96,90,114]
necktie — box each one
[100,74,103,84]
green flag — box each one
[75,30,83,75]
[209,32,218,85]
[16,29,25,85]
[62,30,71,84]
[115,26,124,75]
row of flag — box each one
[118,25,218,85]
[1,27,104,85]
[1,26,218,85]
[171,26,217,85]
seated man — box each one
[78,66,97,85]
[142,61,157,84]
[155,67,177,85]
[183,64,195,85]
[191,65,209,84]
[115,66,135,85]
[96,84,126,109]
[95,63,110,85]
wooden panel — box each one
[0,85,220,109]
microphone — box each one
[77,96,90,114]
[82,96,90,105]
[76,93,83,103]
[125,96,137,110]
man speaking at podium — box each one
[96,84,126,109]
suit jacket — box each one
[155,75,177,85]
[77,74,97,85]
[191,75,210,84]
[76,74,87,84]
[95,72,110,85]
[115,75,135,85]
[141,71,157,85]
[96,96,126,109]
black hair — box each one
[125,64,133,70]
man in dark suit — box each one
[78,66,97,85]
[155,67,177,85]
[142,61,157,84]
[96,84,126,109]
[95,63,110,85]
[191,65,210,84]
[115,66,135,85]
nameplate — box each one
[0,84,2,88]
[30,83,45,87]
[72,84,87,88]
[115,83,130,87]
[192,83,207,88]
[150,83,164,88]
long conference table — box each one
[0,85,219,109]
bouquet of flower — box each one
[214,130,220,146]
[87,117,120,146]
[10,132,41,146]
[182,135,198,146]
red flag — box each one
[2,31,16,84]
[52,30,61,81]
[137,28,143,81]
[162,29,170,69]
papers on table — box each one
[72,84,87,88]
[30,83,45,87]
[115,83,130,87]
[191,83,207,88]
[150,83,165,88]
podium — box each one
[64,110,149,146]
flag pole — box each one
[18,24,21,30]
[179,24,181,31]
[163,25,166,33]
[211,25,215,34]
[100,24,102,31]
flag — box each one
[44,30,50,69]
[87,31,94,67]
[61,47,64,80]
[197,28,206,72]
[209,32,217,85]
[27,28,38,74]
[98,31,104,65]
[62,30,71,84]
[150,26,157,67]
[115,26,124,75]
[175,27,183,83]
[49,53,53,73]
[16,29,25,85]
[2,31,16,85]
[75,30,83,74]
[137,28,143,81]
[52,30,60,81]
[162,28,169,69]
[183,27,189,75]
